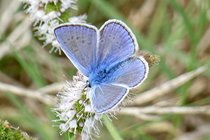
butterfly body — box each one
[54,19,149,113]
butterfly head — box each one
[85,80,91,88]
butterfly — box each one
[54,19,149,113]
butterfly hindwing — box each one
[54,24,98,76]
[108,57,149,88]
[91,84,128,113]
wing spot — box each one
[76,37,79,40]
[71,36,74,39]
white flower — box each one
[21,0,87,54]
[69,14,87,23]
[53,72,103,139]
[61,0,77,11]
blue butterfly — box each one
[54,19,149,113]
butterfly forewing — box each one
[54,24,98,76]
[97,20,137,69]
[91,84,128,113]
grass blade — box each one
[103,116,123,140]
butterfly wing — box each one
[108,57,149,88]
[54,24,98,76]
[97,19,138,69]
[91,84,128,113]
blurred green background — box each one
[0,0,210,140]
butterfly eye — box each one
[85,80,91,88]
